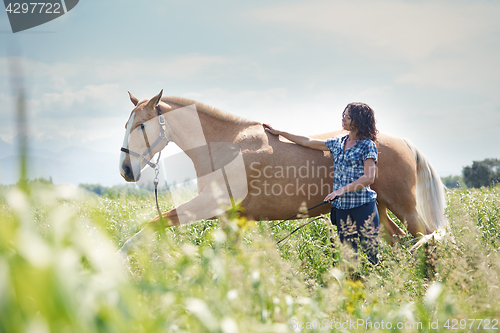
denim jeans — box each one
[330,200,379,264]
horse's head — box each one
[119,90,172,182]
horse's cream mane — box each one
[162,96,260,125]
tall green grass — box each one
[1,184,499,332]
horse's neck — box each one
[169,107,241,144]
[169,107,249,172]
[198,111,246,142]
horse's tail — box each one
[403,139,447,249]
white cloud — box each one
[395,50,500,101]
[0,54,230,88]
[89,54,229,81]
[350,85,393,100]
[182,87,289,116]
[0,54,237,142]
[252,0,500,97]
[35,84,121,113]
[252,0,499,61]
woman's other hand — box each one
[324,188,345,202]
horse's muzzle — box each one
[121,164,141,182]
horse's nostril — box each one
[123,165,135,181]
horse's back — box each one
[238,127,418,222]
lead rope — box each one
[153,151,163,224]
[154,104,167,227]
[266,198,337,245]
[276,216,326,245]
[266,200,333,231]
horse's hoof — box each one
[114,242,131,261]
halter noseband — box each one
[121,105,168,168]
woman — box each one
[264,102,379,264]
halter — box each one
[120,105,169,169]
[120,104,169,222]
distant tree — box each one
[32,177,53,185]
[462,158,500,188]
[79,184,108,196]
[15,177,53,186]
[78,183,153,197]
[441,175,464,189]
[105,184,153,197]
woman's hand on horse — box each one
[263,124,280,136]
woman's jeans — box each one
[330,200,379,264]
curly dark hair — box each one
[342,102,378,141]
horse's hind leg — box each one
[398,209,424,237]
[385,199,425,237]
[377,202,406,243]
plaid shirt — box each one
[325,135,378,209]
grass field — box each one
[0,183,499,332]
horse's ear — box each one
[128,91,139,106]
[147,89,163,108]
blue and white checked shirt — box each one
[325,135,378,209]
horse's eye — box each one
[139,123,145,130]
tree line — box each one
[442,158,500,189]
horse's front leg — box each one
[152,186,231,227]
[117,177,234,256]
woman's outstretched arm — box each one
[263,124,329,151]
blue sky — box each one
[1,0,499,185]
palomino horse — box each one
[118,90,446,255]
